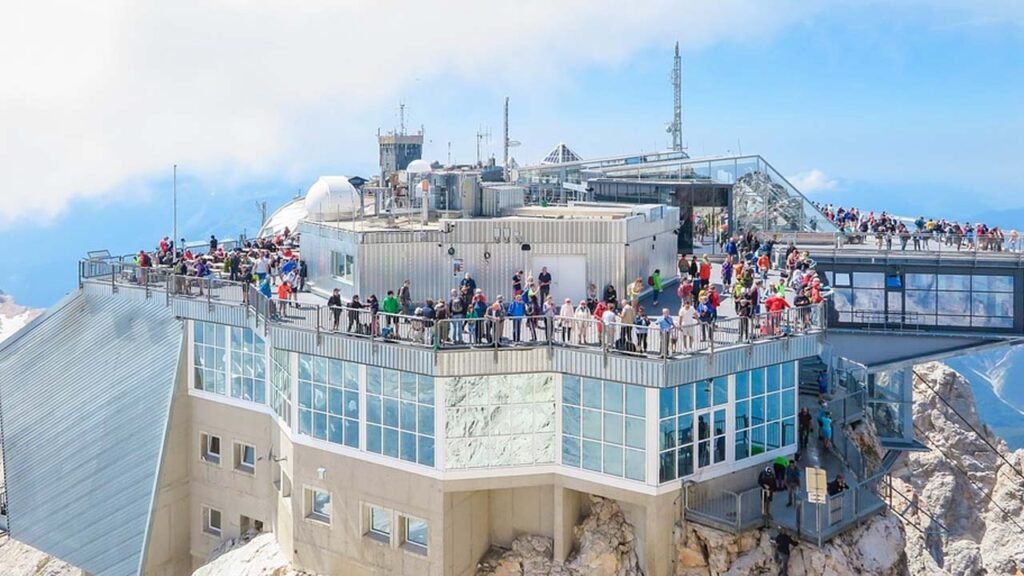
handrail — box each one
[79,258,827,362]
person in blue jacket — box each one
[508,294,527,342]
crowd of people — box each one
[129,229,307,318]
[321,231,826,360]
[816,203,1021,252]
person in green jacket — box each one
[651,269,663,306]
[382,289,400,326]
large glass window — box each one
[658,379,728,483]
[562,377,645,482]
[298,355,359,449]
[735,362,797,460]
[270,349,292,425]
[331,251,355,282]
[366,368,435,467]
[194,322,227,395]
[902,272,1014,328]
[230,327,266,403]
[193,322,266,405]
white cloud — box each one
[788,169,838,194]
[0,0,822,226]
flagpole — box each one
[173,164,177,255]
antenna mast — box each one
[503,97,509,181]
[475,127,491,167]
[399,101,406,135]
[670,42,683,152]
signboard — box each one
[806,467,828,504]
[452,258,464,276]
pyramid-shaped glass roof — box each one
[541,143,582,165]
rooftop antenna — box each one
[447,141,452,166]
[399,101,406,135]
[172,164,177,255]
[667,42,684,152]
[475,127,491,167]
[503,97,522,182]
[256,201,267,228]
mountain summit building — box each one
[1,150,1021,576]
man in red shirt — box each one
[764,292,790,335]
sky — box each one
[2,0,1022,308]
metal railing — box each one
[682,482,765,533]
[79,260,827,361]
[818,231,1024,261]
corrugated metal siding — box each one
[552,348,665,386]
[271,328,437,375]
[0,291,181,576]
[171,299,251,328]
[664,334,820,384]
[434,347,553,377]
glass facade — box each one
[832,271,1015,329]
[193,321,266,405]
[562,376,646,482]
[366,368,435,467]
[735,363,797,460]
[297,354,360,449]
[270,349,292,425]
[444,374,555,469]
[658,378,729,483]
[230,327,266,403]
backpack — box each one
[450,297,464,314]
[647,275,653,286]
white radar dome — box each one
[303,176,361,222]
[406,159,432,174]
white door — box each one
[528,255,587,304]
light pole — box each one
[173,164,177,255]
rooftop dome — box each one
[406,159,431,174]
[303,176,361,222]
[257,196,307,238]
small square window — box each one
[369,505,391,540]
[201,433,221,465]
[234,442,256,474]
[305,488,331,524]
[403,516,428,553]
[203,505,222,537]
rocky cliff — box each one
[0,535,85,576]
[193,530,320,576]
[0,291,42,344]
[890,362,1024,575]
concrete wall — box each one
[489,486,556,547]
[143,342,194,576]
[444,491,490,576]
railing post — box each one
[111,263,117,293]
[735,493,742,531]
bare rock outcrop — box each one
[674,513,907,576]
[477,496,642,576]
[890,362,1024,575]
[193,530,320,576]
[0,535,85,576]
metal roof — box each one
[0,291,181,576]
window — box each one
[331,251,355,282]
[304,488,331,524]
[403,516,429,553]
[277,469,292,499]
[192,321,267,405]
[298,355,360,448]
[201,433,221,465]
[230,328,266,403]
[203,506,222,537]
[234,442,256,474]
[735,362,797,461]
[366,368,435,467]
[240,515,264,535]
[368,505,392,540]
[270,349,292,425]
[562,377,646,482]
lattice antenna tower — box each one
[669,42,683,152]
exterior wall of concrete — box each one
[488,486,555,547]
[143,342,194,576]
[443,491,490,576]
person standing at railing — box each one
[512,269,524,298]
[827,472,847,496]
[634,309,650,351]
[696,295,716,343]
[448,289,466,344]
[434,299,449,343]
[574,301,590,344]
[254,252,270,283]
[508,294,526,343]
[399,280,412,315]
[698,257,711,294]
[486,301,505,345]
[347,295,364,334]
[628,277,644,304]
[678,301,698,351]
[525,294,540,342]
[276,281,292,318]
[721,256,734,293]
[328,289,343,331]
[542,295,556,343]
[619,300,635,344]
[558,298,575,343]
[382,290,400,327]
[764,291,790,337]
[757,252,770,283]
[228,250,241,282]
[298,260,308,292]
[601,304,619,349]
[736,290,753,342]
[794,288,812,330]
[657,308,674,358]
